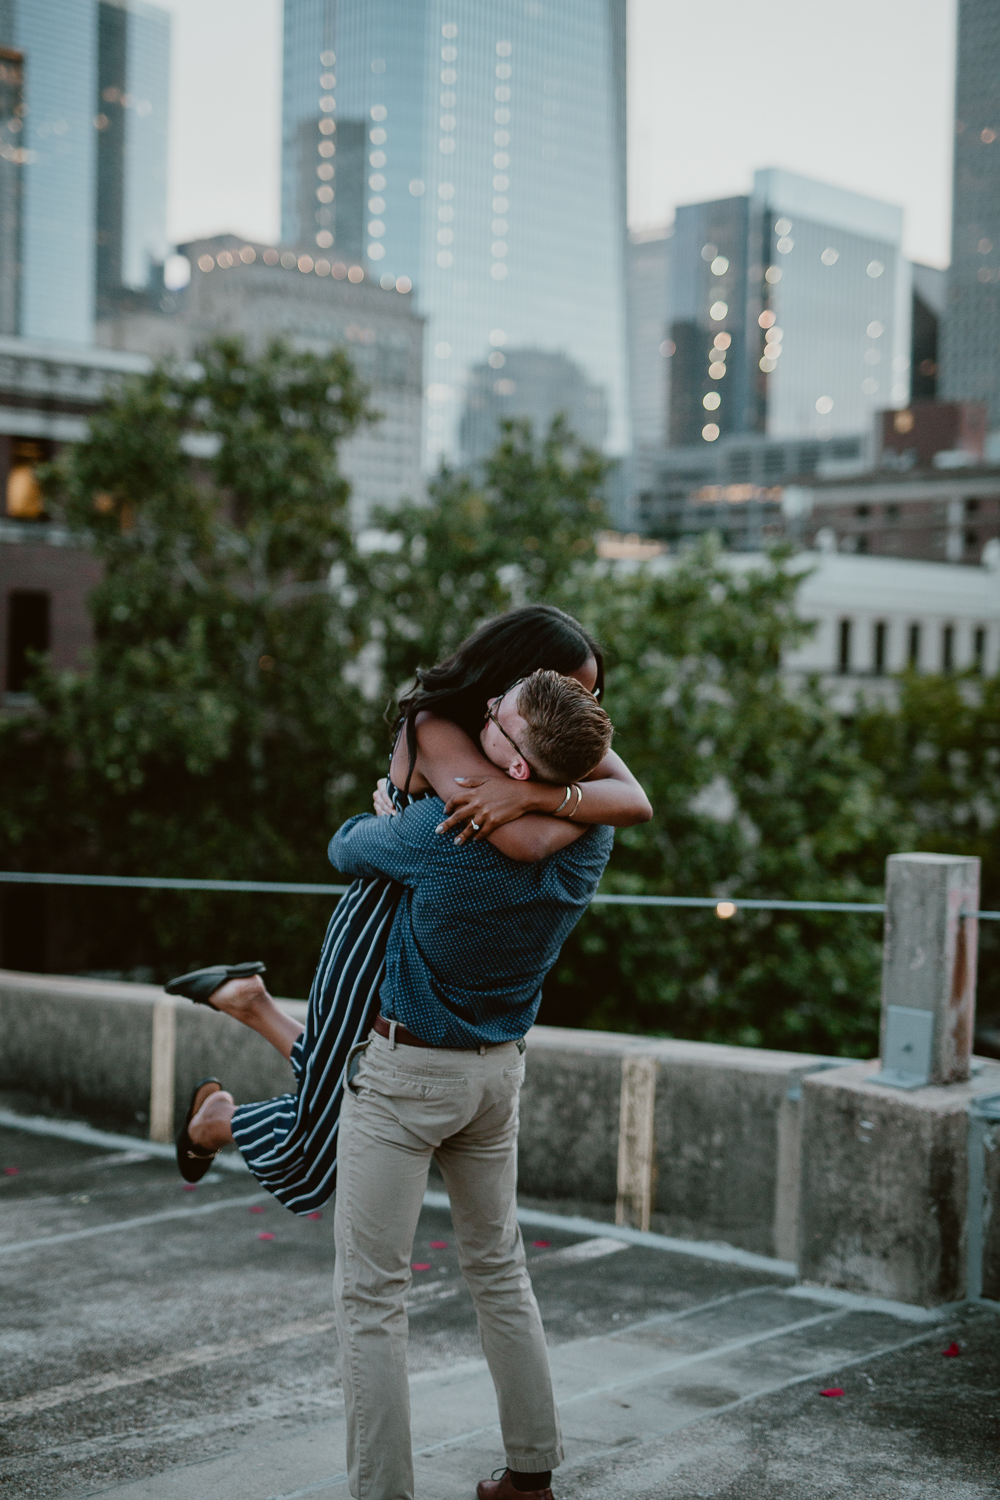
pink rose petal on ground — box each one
[411,1262,431,1271]
[942,1342,961,1357]
[531,1240,551,1249]
[257,1232,275,1241]
[429,1240,448,1249]
[4,1167,19,1175]
[249,1205,265,1214]
[819,1387,844,1398]
[183,1183,198,1192]
[308,1212,322,1220]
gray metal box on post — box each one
[877,853,979,1088]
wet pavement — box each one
[1,1116,998,1500]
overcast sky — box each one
[158,0,957,268]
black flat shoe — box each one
[176,1077,223,1183]
[164,960,266,1008]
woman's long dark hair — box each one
[394,604,605,789]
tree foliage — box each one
[4,342,987,1056]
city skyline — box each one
[155,0,956,270]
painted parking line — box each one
[0,1191,268,1256]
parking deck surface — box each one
[1,1116,998,1500]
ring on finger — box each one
[470,820,480,831]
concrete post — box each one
[149,998,177,1144]
[878,852,980,1088]
[615,1055,656,1232]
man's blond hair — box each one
[515,670,613,783]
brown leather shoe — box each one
[476,1469,554,1500]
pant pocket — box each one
[344,1038,371,1093]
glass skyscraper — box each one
[0,44,24,335]
[940,0,1000,431]
[282,0,629,467]
[669,170,909,448]
[0,0,168,344]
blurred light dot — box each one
[409,178,425,196]
[369,151,386,167]
[866,260,884,278]
[862,377,879,394]
[714,331,732,348]
[496,62,512,78]
[494,378,515,394]
[764,266,782,284]
[703,391,721,410]
[262,248,279,265]
[775,217,792,235]
[317,163,334,180]
[367,242,386,260]
[317,185,334,203]
[437,228,453,245]
[489,328,506,345]
[378,272,395,288]
[319,118,335,135]
[441,69,457,84]
[488,350,505,368]
[438,182,455,199]
[867,320,884,338]
[370,127,387,144]
[367,220,385,238]
[164,253,191,289]
[240,246,255,264]
[315,259,331,275]
[977,266,993,282]
[491,240,508,258]
[759,357,777,372]
[716,901,737,919]
[297,255,314,272]
[978,238,994,254]
[893,354,910,371]
[435,341,452,358]
[765,326,782,344]
[776,236,794,254]
[318,141,335,157]
[371,58,385,74]
[709,300,728,320]
[495,85,511,101]
[492,195,509,212]
[281,251,297,268]
[496,40,512,55]
[196,254,214,275]
[701,242,717,261]
[659,339,675,357]
[315,231,333,248]
[821,247,839,266]
[216,251,233,268]
[815,395,834,414]
[320,73,336,89]
[710,255,729,275]
[758,310,775,328]
[437,250,453,267]
[331,262,347,278]
[370,106,388,124]
[320,50,336,65]
[368,196,385,214]
[491,263,508,280]
[709,362,726,379]
[441,45,457,61]
[442,22,458,37]
[396,276,412,292]
[348,265,365,282]
[702,423,720,441]
[982,128,996,143]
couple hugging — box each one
[165,604,652,1500]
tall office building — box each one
[940,0,1000,430]
[668,170,909,449]
[0,46,24,335]
[0,0,168,343]
[627,227,671,450]
[95,0,170,314]
[282,0,629,468]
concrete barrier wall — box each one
[3,968,999,1302]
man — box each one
[328,670,615,1500]
[176,670,616,1500]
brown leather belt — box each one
[373,1014,433,1048]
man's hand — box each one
[373,778,396,818]
[436,776,539,845]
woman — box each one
[168,604,651,1211]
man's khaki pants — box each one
[333,1029,563,1500]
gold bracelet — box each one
[554,785,572,815]
[568,782,584,818]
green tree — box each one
[0,338,376,993]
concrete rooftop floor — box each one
[0,1112,998,1500]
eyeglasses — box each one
[484,680,541,778]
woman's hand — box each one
[373,778,396,818]
[436,776,539,844]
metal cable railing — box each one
[2,870,998,919]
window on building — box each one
[838,618,852,674]
[942,623,954,672]
[855,504,870,518]
[886,504,900,521]
[966,498,980,515]
[974,626,987,673]
[873,621,887,675]
[5,590,50,692]
[856,534,869,553]
[908,622,921,669]
[966,530,979,550]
